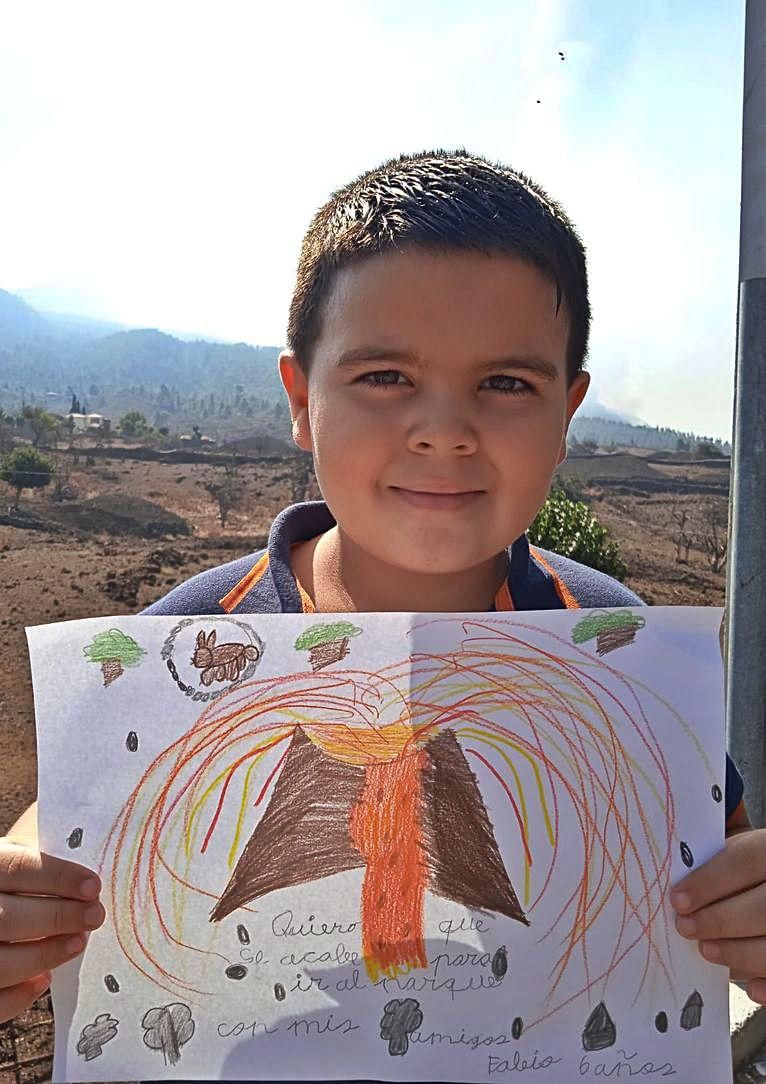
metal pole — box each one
[726,0,766,828]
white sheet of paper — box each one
[27,607,732,1083]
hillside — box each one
[0,288,731,453]
[0,320,282,399]
[570,414,730,455]
[0,288,50,344]
[0,289,285,440]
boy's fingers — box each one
[671,829,766,913]
[696,935,766,979]
[675,881,766,942]
[0,892,104,941]
[0,974,51,1027]
[0,934,85,989]
[0,842,100,900]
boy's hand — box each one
[0,838,105,1023]
[671,827,766,1004]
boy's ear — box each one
[278,351,313,453]
[557,371,590,465]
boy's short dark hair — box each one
[287,148,590,383]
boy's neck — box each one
[293,527,510,613]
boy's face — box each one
[280,249,589,577]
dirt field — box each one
[0,448,731,1082]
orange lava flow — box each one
[349,750,429,982]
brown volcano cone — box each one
[210,728,367,921]
[210,726,527,959]
[421,729,527,924]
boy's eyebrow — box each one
[335,346,560,381]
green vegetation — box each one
[695,439,725,458]
[119,410,151,438]
[572,610,645,644]
[295,622,363,651]
[83,629,147,666]
[22,405,60,447]
[529,487,627,581]
[0,446,54,508]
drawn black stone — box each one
[680,842,694,868]
[582,1001,616,1051]
[380,998,423,1056]
[225,964,248,980]
[67,827,83,849]
[711,784,723,803]
[680,990,703,1030]
[126,731,139,752]
[511,1016,523,1040]
[76,1013,119,1060]
[104,974,120,994]
[236,923,250,945]
[274,982,286,1002]
[491,946,508,980]
[655,1011,668,1033]
[142,1002,195,1065]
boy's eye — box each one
[357,369,409,387]
[482,374,533,395]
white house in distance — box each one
[66,412,111,433]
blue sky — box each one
[0,0,745,437]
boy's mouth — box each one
[389,486,484,511]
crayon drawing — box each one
[28,609,731,1083]
[103,615,713,1020]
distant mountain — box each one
[0,288,50,345]
[73,328,283,396]
[35,310,129,340]
[570,414,730,455]
[577,397,643,426]
[15,286,230,343]
[0,288,730,454]
[0,288,283,401]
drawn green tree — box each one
[83,629,147,686]
[572,610,646,656]
[295,621,363,671]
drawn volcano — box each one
[210,726,527,980]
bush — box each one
[119,411,151,438]
[553,472,587,504]
[695,439,724,458]
[1,446,55,508]
[529,487,627,581]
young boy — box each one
[2,150,765,1051]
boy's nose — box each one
[405,402,478,455]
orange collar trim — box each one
[529,546,580,609]
[222,552,516,614]
[220,550,315,614]
[220,549,576,614]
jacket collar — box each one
[230,501,565,613]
